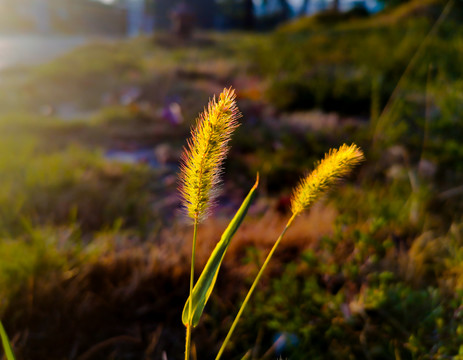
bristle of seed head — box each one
[290,144,365,216]
[179,87,241,221]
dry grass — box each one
[3,203,335,359]
[194,203,337,275]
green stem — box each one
[185,325,192,360]
[185,219,199,360]
[215,213,297,360]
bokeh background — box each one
[1,0,463,359]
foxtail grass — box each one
[180,88,241,360]
[215,143,364,359]
[178,89,364,359]
[179,87,240,222]
[290,144,365,216]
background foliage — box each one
[2,0,463,359]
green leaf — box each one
[0,321,16,360]
[183,174,259,327]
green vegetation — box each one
[1,0,463,358]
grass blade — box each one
[0,321,16,360]
[182,174,259,327]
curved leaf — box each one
[183,174,259,327]
[0,321,16,360]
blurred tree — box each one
[150,0,215,31]
[216,0,255,29]
[377,0,411,6]
[298,0,310,16]
[171,2,195,37]
[196,0,216,28]
[244,0,255,29]
[262,0,292,19]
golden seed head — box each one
[179,87,241,221]
[290,144,365,216]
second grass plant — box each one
[216,144,365,359]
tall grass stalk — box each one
[179,88,240,360]
[215,213,297,360]
[185,220,197,360]
[216,144,364,359]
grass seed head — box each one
[290,144,364,216]
[179,87,241,221]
